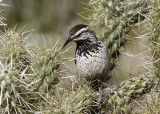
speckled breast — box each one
[75,41,109,79]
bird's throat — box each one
[76,41,102,57]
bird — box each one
[63,24,110,82]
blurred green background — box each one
[4,0,88,34]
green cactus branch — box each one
[31,47,61,95]
[0,60,38,113]
[0,30,31,71]
[93,0,160,113]
[89,0,151,70]
[0,0,7,26]
[0,29,63,113]
[150,0,160,77]
[103,75,156,113]
[52,85,98,114]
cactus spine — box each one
[151,0,160,77]
[32,47,61,95]
[0,29,62,113]
[52,85,98,114]
[89,0,151,69]
[106,76,155,113]
[89,0,159,113]
[0,30,31,71]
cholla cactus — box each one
[89,0,151,69]
[0,30,31,71]
[0,0,7,26]
[0,60,40,113]
[31,46,61,95]
[106,75,155,113]
[0,29,57,113]
[52,85,98,114]
[83,1,160,113]
[150,0,160,77]
[0,26,64,113]
[103,0,160,113]
[144,87,160,114]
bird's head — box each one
[63,24,98,48]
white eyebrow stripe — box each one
[74,27,90,36]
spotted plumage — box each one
[63,24,110,81]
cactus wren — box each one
[63,24,110,82]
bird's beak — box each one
[63,37,72,48]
